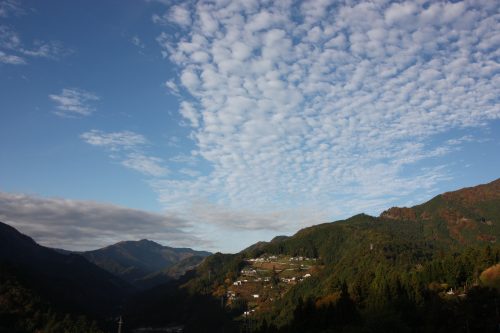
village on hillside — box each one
[224,255,321,317]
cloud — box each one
[0,49,23,64]
[131,35,145,49]
[0,191,201,251]
[81,130,148,150]
[170,153,198,165]
[122,153,169,177]
[0,25,24,64]
[0,22,70,65]
[179,101,200,127]
[152,4,192,27]
[0,25,21,49]
[20,40,71,59]
[81,130,170,177]
[0,0,22,18]
[179,168,200,177]
[165,79,180,95]
[181,201,321,232]
[149,0,500,240]
[49,88,99,117]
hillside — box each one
[0,221,133,331]
[126,178,500,332]
[81,239,211,288]
[2,178,500,332]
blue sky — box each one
[0,0,499,252]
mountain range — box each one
[0,223,211,331]
[1,178,500,332]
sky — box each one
[0,0,499,253]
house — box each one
[241,268,257,275]
[304,273,311,278]
[252,294,260,298]
[233,281,242,286]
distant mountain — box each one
[0,221,133,324]
[81,239,211,288]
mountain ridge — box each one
[81,238,211,288]
[0,220,133,318]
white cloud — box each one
[0,0,22,18]
[150,0,500,244]
[169,153,197,165]
[0,25,21,49]
[180,69,200,93]
[81,130,148,150]
[131,35,145,49]
[165,79,179,94]
[122,153,169,177]
[0,23,70,64]
[179,101,200,127]
[0,49,23,64]
[153,4,192,27]
[0,191,200,250]
[20,40,70,59]
[179,168,200,177]
[168,4,192,26]
[49,88,99,117]
[81,130,170,178]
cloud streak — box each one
[81,130,169,177]
[81,129,148,150]
[0,191,200,251]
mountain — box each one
[81,239,211,288]
[3,179,500,332]
[381,178,500,244]
[0,221,133,331]
[125,178,500,332]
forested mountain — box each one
[81,239,211,288]
[0,221,133,332]
[126,178,500,332]
[2,179,500,332]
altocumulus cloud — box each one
[0,192,201,250]
[152,0,500,234]
[0,2,70,65]
[49,88,100,117]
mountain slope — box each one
[81,239,211,287]
[0,221,133,318]
[130,178,500,332]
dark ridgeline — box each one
[1,178,500,332]
[0,221,134,332]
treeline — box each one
[253,246,500,333]
[0,264,105,333]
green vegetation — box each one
[0,264,105,333]
[126,178,500,332]
[2,178,500,332]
